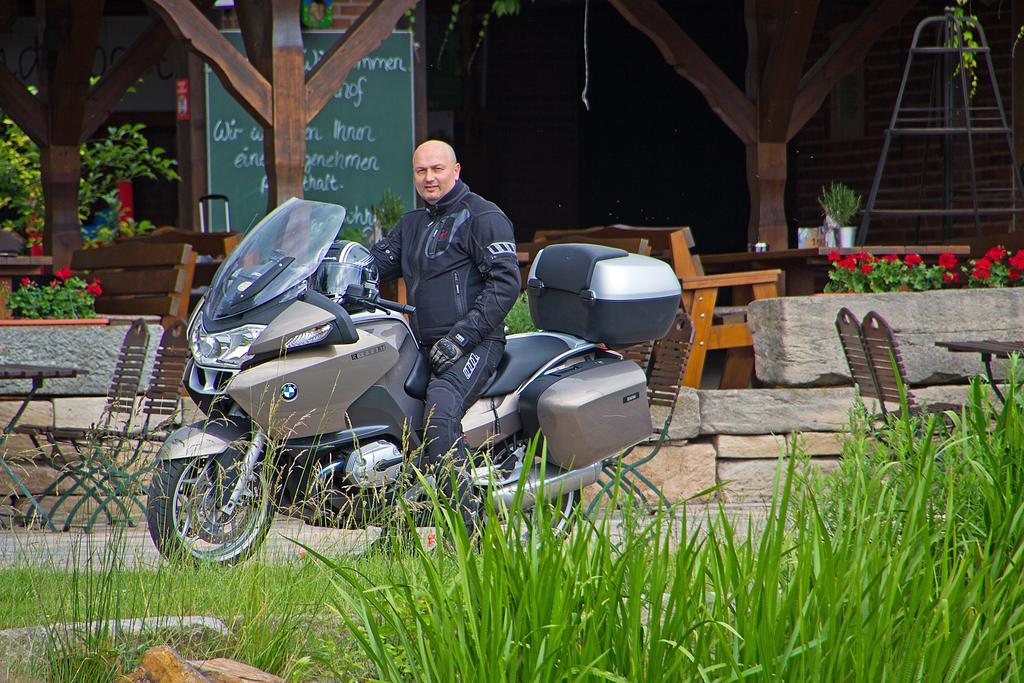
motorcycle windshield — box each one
[205,198,347,320]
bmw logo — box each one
[280,383,298,401]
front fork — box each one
[220,430,266,516]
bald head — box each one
[413,140,461,204]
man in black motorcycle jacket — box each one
[369,140,520,526]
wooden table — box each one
[935,340,1024,403]
[699,245,971,296]
[1,363,80,531]
[0,255,52,320]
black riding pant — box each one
[422,338,504,469]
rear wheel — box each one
[147,456,272,566]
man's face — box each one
[413,145,460,204]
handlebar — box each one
[343,285,415,315]
[375,297,416,315]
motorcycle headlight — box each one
[190,323,266,368]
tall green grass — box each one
[8,364,1024,681]
[318,368,1024,681]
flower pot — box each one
[838,226,856,248]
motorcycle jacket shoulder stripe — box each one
[369,180,521,349]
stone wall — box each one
[0,317,163,396]
[747,290,1024,387]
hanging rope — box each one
[581,0,591,111]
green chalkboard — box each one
[205,31,415,240]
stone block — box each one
[714,434,786,458]
[0,463,62,497]
[788,431,845,456]
[717,457,841,503]
[649,387,700,440]
[699,387,858,435]
[0,433,46,461]
[0,399,53,427]
[748,290,1024,387]
[53,396,139,431]
[0,318,162,396]
[586,441,716,508]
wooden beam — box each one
[40,0,105,145]
[235,1,274,81]
[264,0,306,205]
[305,0,418,122]
[787,0,916,139]
[758,0,819,141]
[144,0,273,126]
[81,21,172,141]
[0,64,47,144]
[609,0,755,144]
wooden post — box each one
[174,47,208,231]
[37,0,106,269]
[610,0,914,248]
[746,142,789,249]
[264,0,306,207]
[39,145,83,267]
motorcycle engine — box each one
[343,440,404,487]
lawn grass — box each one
[2,365,1024,681]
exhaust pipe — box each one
[492,461,603,509]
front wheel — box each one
[146,456,272,566]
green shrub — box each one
[504,292,536,334]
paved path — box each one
[0,503,771,570]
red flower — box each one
[55,267,72,281]
[975,257,992,271]
[904,253,923,266]
[838,257,857,271]
[854,252,874,262]
[882,254,900,263]
[938,253,959,270]
[827,250,841,262]
[972,266,992,280]
[985,245,1007,262]
[20,277,30,285]
[860,263,874,275]
[943,271,959,284]
[49,279,59,287]
[1011,268,1022,282]
[1010,250,1024,270]
[85,282,102,297]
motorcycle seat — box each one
[479,334,573,398]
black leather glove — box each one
[429,336,463,375]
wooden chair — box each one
[663,228,780,389]
[71,241,197,328]
[835,308,879,402]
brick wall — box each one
[792,3,1018,243]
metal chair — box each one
[588,309,695,513]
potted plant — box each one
[4,268,104,323]
[0,114,178,253]
[818,182,862,248]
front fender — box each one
[156,418,251,461]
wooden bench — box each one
[71,241,196,328]
[134,227,240,313]
[530,225,781,388]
